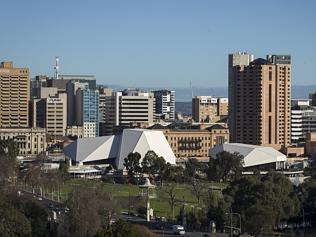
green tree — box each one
[0,204,32,237]
[184,158,205,179]
[0,139,19,186]
[141,151,167,185]
[124,152,142,183]
[163,164,185,183]
[207,151,244,182]
[224,173,300,234]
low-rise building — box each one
[209,143,287,170]
[66,126,84,138]
[306,132,316,158]
[0,127,47,155]
[149,123,229,161]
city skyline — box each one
[1,0,316,87]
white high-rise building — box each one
[154,90,175,121]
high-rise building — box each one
[35,93,67,138]
[119,89,155,126]
[0,61,30,128]
[98,87,113,135]
[101,89,155,135]
[192,96,228,123]
[47,74,96,93]
[291,99,316,145]
[228,52,254,142]
[66,81,89,126]
[76,88,99,137]
[228,53,291,149]
[310,91,316,106]
[154,90,175,121]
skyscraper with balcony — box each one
[0,61,30,128]
[154,90,175,121]
[228,53,291,149]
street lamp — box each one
[139,178,156,222]
[225,208,241,236]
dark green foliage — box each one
[223,173,300,235]
[0,204,32,237]
[184,158,206,179]
[124,152,142,183]
[207,151,244,182]
[95,220,157,237]
[0,139,19,185]
[141,150,167,185]
[0,193,32,237]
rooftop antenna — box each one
[190,81,194,99]
[54,56,60,79]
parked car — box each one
[172,225,185,235]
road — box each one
[18,189,229,237]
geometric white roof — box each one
[64,128,176,169]
[209,143,286,168]
[116,129,176,169]
[64,135,120,164]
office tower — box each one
[228,52,254,142]
[154,90,175,121]
[30,75,48,99]
[119,89,155,126]
[228,53,291,149]
[98,87,113,135]
[102,89,155,135]
[192,96,228,123]
[101,91,120,136]
[66,81,89,126]
[35,93,67,138]
[291,99,316,145]
[76,88,99,137]
[310,92,316,106]
[0,61,30,128]
[47,74,96,93]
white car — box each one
[172,225,185,235]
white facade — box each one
[83,122,97,138]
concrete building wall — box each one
[119,91,155,126]
[0,128,47,155]
[306,132,316,158]
[229,54,291,150]
[192,96,228,123]
[156,126,229,161]
[35,93,67,137]
[0,61,30,128]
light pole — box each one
[225,209,241,236]
[139,178,155,222]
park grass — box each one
[59,179,226,219]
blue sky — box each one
[1,0,315,87]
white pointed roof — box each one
[209,143,286,167]
[64,135,120,163]
[64,129,176,169]
[116,129,176,169]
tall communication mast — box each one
[54,56,60,79]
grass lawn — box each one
[60,179,226,219]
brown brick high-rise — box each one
[228,54,291,150]
[0,61,30,128]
